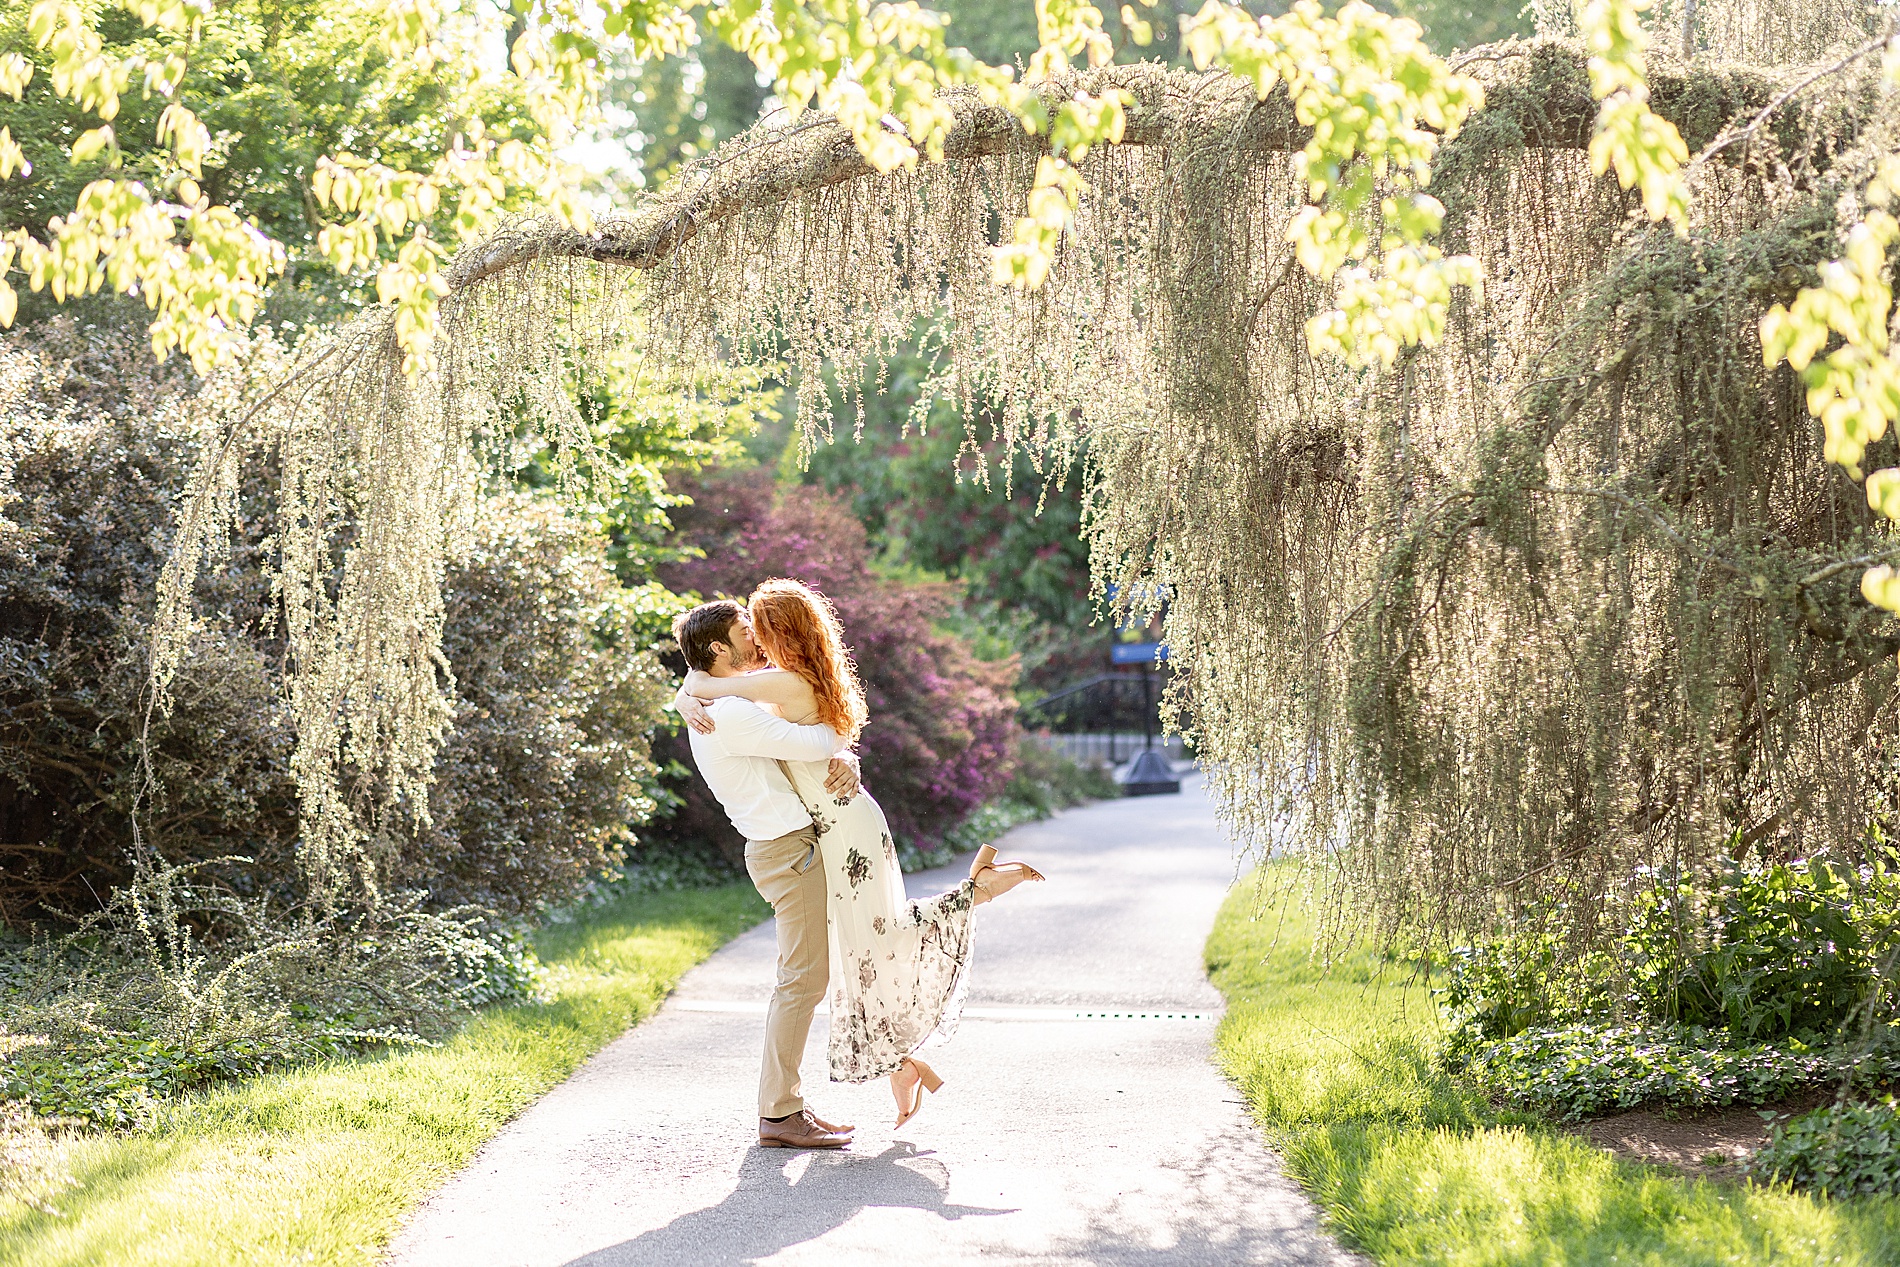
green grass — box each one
[0,882,768,1267]
[1207,875,1900,1266]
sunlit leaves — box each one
[992,153,1086,288]
[1183,0,1483,366]
[1031,0,1113,77]
[313,142,531,375]
[154,102,208,176]
[6,178,283,371]
[1310,243,1483,367]
[1761,210,1900,480]
[710,0,1016,175]
[1579,0,1688,225]
[1118,4,1152,47]
[1760,184,1900,613]
[0,128,29,179]
[3,0,1545,388]
[0,51,33,99]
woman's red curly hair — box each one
[748,578,868,745]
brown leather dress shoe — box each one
[759,1109,853,1149]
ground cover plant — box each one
[1753,1096,1900,1199]
[0,880,766,1267]
[1208,874,1900,1265]
[1437,857,1900,1134]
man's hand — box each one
[674,690,715,735]
[825,751,861,800]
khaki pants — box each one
[744,823,826,1119]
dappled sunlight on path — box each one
[386,775,1362,1267]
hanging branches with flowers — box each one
[134,0,1900,967]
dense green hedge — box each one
[0,325,669,927]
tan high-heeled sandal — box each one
[968,844,1045,904]
[891,1057,944,1128]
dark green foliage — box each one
[1443,858,1900,1051]
[1001,738,1120,812]
[1621,860,1889,1042]
[0,325,293,923]
[1753,1097,1900,1197]
[1438,933,1572,1044]
[0,325,668,928]
[401,494,671,918]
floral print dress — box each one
[777,755,978,1083]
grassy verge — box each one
[0,882,767,1267]
[1207,875,1900,1266]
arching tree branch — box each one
[444,44,1823,293]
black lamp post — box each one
[1109,641,1180,796]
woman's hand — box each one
[673,690,715,735]
[825,751,861,800]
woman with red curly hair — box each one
[680,576,1042,1128]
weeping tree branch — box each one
[445,44,1823,294]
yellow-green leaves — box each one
[1761,210,1900,479]
[1579,0,1689,225]
[1032,0,1113,77]
[1119,4,1152,47]
[313,148,491,375]
[1863,564,1900,611]
[155,103,208,176]
[30,1,127,120]
[3,0,288,367]
[711,0,1017,176]
[1314,244,1484,370]
[3,179,284,372]
[990,84,1130,289]
[1761,185,1900,613]
[0,51,33,99]
[70,124,114,165]
[1868,467,1900,520]
[0,128,29,180]
[992,154,1086,288]
[1184,0,1483,367]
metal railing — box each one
[1025,731,1192,768]
[1018,670,1187,768]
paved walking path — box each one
[386,773,1362,1266]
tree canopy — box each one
[0,0,1865,964]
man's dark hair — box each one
[672,600,745,673]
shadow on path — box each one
[562,1142,1013,1266]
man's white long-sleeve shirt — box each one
[686,696,846,842]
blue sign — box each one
[1111,642,1168,665]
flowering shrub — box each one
[658,467,1021,851]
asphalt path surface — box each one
[385,772,1362,1266]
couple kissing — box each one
[670,578,1044,1150]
